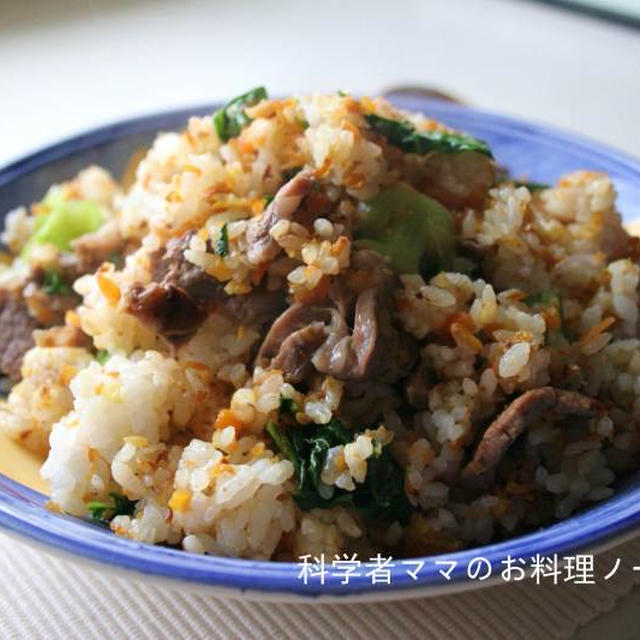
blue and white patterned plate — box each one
[1,96,639,601]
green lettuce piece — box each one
[21,188,104,259]
[356,182,456,274]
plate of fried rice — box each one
[0,89,640,599]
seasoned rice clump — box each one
[1,89,640,560]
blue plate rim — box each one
[1,97,640,597]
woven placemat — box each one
[2,532,640,639]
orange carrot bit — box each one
[445,311,475,333]
[250,198,266,215]
[65,309,81,328]
[450,322,483,353]
[59,365,77,386]
[578,316,616,345]
[483,322,505,337]
[168,490,191,513]
[97,275,121,306]
[341,119,361,139]
[350,96,368,113]
[182,164,202,176]
[294,275,331,305]
[541,307,561,332]
[184,360,210,371]
[214,409,243,430]
[314,158,332,179]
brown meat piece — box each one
[126,230,286,344]
[0,293,39,380]
[257,287,416,384]
[124,231,227,343]
[256,304,331,369]
[223,288,286,327]
[462,387,599,489]
[405,359,432,410]
[270,322,328,384]
[150,231,225,302]
[246,168,314,265]
[126,282,208,345]
[256,244,414,385]
[312,287,416,383]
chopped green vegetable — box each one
[356,182,456,274]
[95,349,111,365]
[41,269,71,295]
[266,421,300,479]
[110,492,137,517]
[513,180,550,192]
[365,114,493,158]
[21,188,105,260]
[451,255,477,276]
[523,291,560,307]
[524,290,566,335]
[213,86,268,142]
[278,395,298,415]
[214,223,229,256]
[282,166,303,181]
[109,250,124,269]
[87,501,109,522]
[264,194,274,206]
[268,418,411,523]
[87,492,137,523]
[297,118,309,130]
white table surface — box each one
[1,0,639,167]
[1,1,640,637]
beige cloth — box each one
[2,532,640,639]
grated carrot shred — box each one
[184,360,209,371]
[450,322,483,353]
[314,158,332,179]
[579,316,615,345]
[97,275,121,306]
[59,365,77,386]
[182,164,202,176]
[214,409,243,430]
[65,310,81,328]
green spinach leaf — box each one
[42,269,71,295]
[87,492,137,523]
[213,86,268,142]
[366,114,493,158]
[214,223,229,256]
[268,418,411,523]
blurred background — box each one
[1,0,639,166]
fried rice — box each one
[1,89,639,560]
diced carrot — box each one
[578,316,615,345]
[450,323,483,353]
[97,275,121,306]
[214,409,243,430]
[445,311,475,333]
[168,490,191,513]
